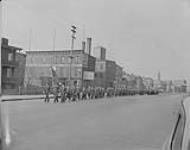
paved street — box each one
[4,94,185,150]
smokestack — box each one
[86,37,92,55]
[82,41,86,52]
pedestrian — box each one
[44,83,51,103]
[60,83,66,103]
[53,84,60,103]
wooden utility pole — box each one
[52,28,56,51]
[0,1,5,149]
[0,0,2,95]
[69,25,76,88]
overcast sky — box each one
[2,0,190,81]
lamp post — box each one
[69,25,76,88]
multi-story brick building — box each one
[94,60,116,88]
[25,50,96,88]
[115,64,123,88]
[93,46,117,88]
[1,38,26,94]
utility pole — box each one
[28,28,32,51]
[0,1,8,149]
[69,25,76,88]
[0,0,2,95]
[52,28,56,51]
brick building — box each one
[94,60,116,88]
[115,64,123,88]
[93,46,117,88]
[25,50,96,88]
[1,38,26,94]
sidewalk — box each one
[1,94,54,102]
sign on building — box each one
[83,71,94,80]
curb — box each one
[2,95,54,102]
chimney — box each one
[2,38,8,46]
[82,41,86,52]
[86,37,92,55]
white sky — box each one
[2,0,190,81]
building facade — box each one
[172,80,187,93]
[142,77,154,91]
[115,64,123,88]
[25,50,96,88]
[94,60,116,88]
[1,38,26,94]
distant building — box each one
[25,49,96,88]
[165,80,172,93]
[94,60,116,88]
[153,72,168,92]
[142,77,154,91]
[172,80,187,93]
[93,45,117,88]
[157,71,161,81]
[124,73,137,90]
[153,80,167,92]
[1,38,26,94]
[115,64,123,88]
[136,76,145,92]
[186,84,190,93]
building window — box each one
[53,56,57,64]
[75,56,80,64]
[62,57,65,63]
[42,58,46,64]
[77,68,82,77]
[100,64,104,70]
[100,73,103,78]
[7,68,13,78]
[74,56,77,63]
[8,53,13,61]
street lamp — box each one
[69,25,76,88]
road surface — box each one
[4,94,185,150]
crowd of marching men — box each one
[43,82,159,103]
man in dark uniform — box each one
[60,83,66,103]
[44,83,51,103]
[53,84,60,103]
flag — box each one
[51,66,57,77]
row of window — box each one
[30,55,82,64]
[28,67,82,78]
[2,68,14,78]
[95,63,105,71]
[8,53,14,61]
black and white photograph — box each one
[0,0,189,149]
